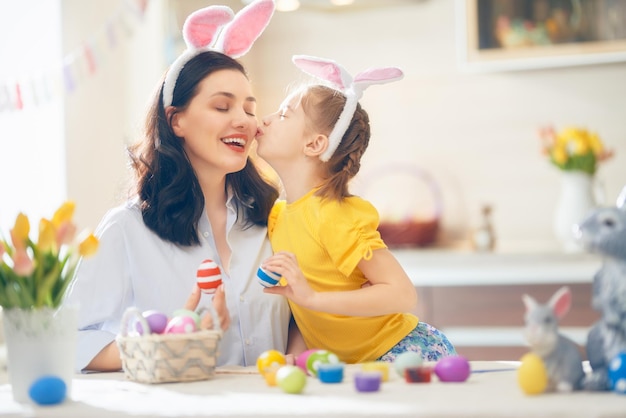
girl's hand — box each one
[184,284,231,331]
[262,252,317,309]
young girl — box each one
[257,55,456,364]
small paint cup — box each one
[354,371,382,392]
[318,363,344,383]
[361,361,390,382]
[404,366,432,383]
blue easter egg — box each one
[257,266,281,287]
[28,375,67,405]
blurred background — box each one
[1,0,625,252]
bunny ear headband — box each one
[292,55,404,162]
[162,0,275,108]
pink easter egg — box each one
[164,315,197,334]
[197,259,223,294]
[296,349,320,374]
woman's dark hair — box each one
[300,85,370,201]
[128,51,279,246]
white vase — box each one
[553,171,598,253]
[2,305,77,403]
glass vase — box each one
[2,305,77,403]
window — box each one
[0,0,65,231]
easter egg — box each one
[28,375,66,405]
[164,315,197,334]
[434,355,471,382]
[143,310,168,334]
[517,352,548,395]
[257,266,281,288]
[296,348,320,374]
[306,350,340,378]
[608,352,626,394]
[257,349,287,375]
[172,308,201,329]
[197,259,222,294]
[394,351,423,377]
[276,365,307,394]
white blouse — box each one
[65,199,290,372]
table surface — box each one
[1,361,625,418]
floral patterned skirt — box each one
[377,322,457,362]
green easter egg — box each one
[276,365,307,394]
[306,350,340,377]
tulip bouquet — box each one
[0,201,98,309]
[539,126,614,175]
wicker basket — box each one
[362,164,442,248]
[116,307,222,384]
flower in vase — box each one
[0,201,98,309]
[539,126,614,175]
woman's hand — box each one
[261,252,317,310]
[184,284,231,331]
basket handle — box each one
[359,163,443,218]
[120,307,150,337]
[196,303,222,332]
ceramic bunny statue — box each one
[577,186,626,391]
[522,286,585,392]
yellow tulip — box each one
[551,146,568,165]
[38,218,58,253]
[52,201,76,228]
[78,232,99,257]
[573,136,590,156]
[10,212,30,250]
[588,132,604,156]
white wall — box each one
[63,0,626,252]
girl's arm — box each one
[262,250,417,317]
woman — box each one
[65,0,293,372]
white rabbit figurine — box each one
[577,186,626,391]
[522,286,585,392]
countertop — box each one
[390,249,602,286]
[1,362,624,418]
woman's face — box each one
[170,69,257,177]
[257,92,310,167]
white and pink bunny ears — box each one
[162,0,275,108]
[292,55,404,162]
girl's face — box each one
[170,69,257,176]
[257,92,310,166]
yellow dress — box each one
[268,189,418,363]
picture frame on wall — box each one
[456,0,626,72]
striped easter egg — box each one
[257,266,281,288]
[197,259,222,294]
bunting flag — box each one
[0,0,150,114]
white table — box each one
[1,362,624,417]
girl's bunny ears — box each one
[292,55,404,162]
[162,0,275,107]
